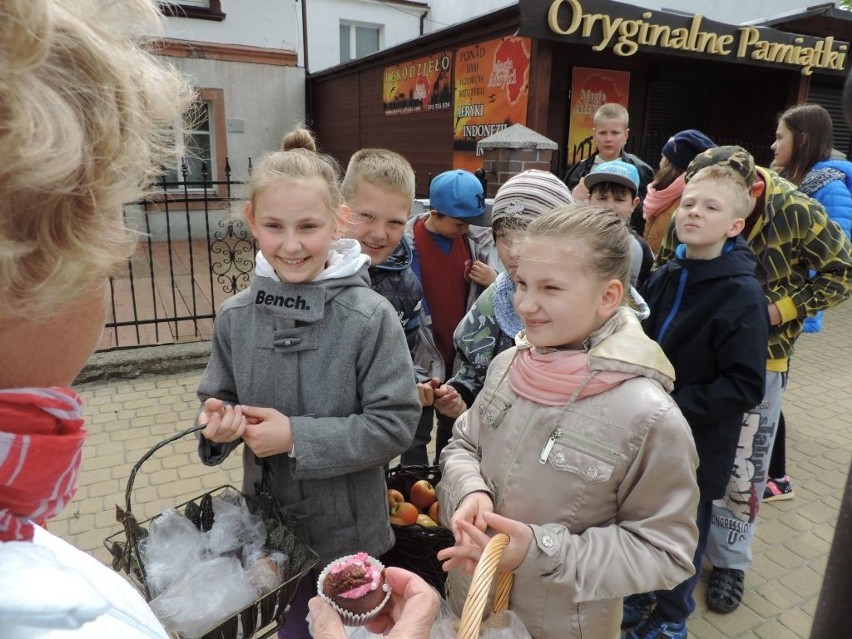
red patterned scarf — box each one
[0,387,85,541]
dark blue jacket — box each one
[368,237,422,356]
[642,237,769,498]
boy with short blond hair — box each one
[628,164,769,638]
[564,102,654,233]
[342,148,422,351]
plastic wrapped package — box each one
[244,548,289,595]
[204,489,266,558]
[139,509,205,597]
[149,556,258,637]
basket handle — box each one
[123,423,206,515]
[456,532,514,639]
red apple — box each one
[410,479,437,510]
[387,488,404,511]
[427,500,440,525]
[389,501,419,526]
[416,513,438,528]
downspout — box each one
[300,0,312,126]
[420,8,428,36]
[300,0,309,72]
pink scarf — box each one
[643,174,686,221]
[0,387,85,542]
[508,349,636,406]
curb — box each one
[74,341,211,385]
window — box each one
[160,0,225,21]
[167,101,214,186]
[160,88,228,199]
[340,22,381,64]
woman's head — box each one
[774,103,833,185]
[246,126,350,283]
[0,0,193,324]
[653,129,716,190]
[515,204,630,349]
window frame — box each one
[339,21,382,64]
[160,0,225,22]
[152,88,229,206]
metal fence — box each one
[100,160,255,351]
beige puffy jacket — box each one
[438,309,700,639]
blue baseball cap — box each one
[584,160,640,194]
[429,170,491,226]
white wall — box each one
[308,0,427,72]
[163,0,301,52]
[425,0,825,35]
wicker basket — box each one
[457,533,514,639]
[103,424,318,639]
[382,464,455,594]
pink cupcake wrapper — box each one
[316,554,392,627]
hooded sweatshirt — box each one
[642,237,769,498]
[197,240,421,567]
[656,167,852,372]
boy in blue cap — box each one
[403,169,496,464]
[583,160,654,288]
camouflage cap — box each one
[684,145,756,188]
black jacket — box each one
[641,236,769,498]
[564,149,655,234]
[368,237,422,356]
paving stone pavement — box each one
[57,303,852,639]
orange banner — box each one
[452,36,531,171]
[566,68,630,165]
[383,52,453,115]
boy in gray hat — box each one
[431,169,573,420]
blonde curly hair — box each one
[0,0,194,321]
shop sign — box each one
[383,52,453,115]
[452,36,532,171]
[519,0,848,75]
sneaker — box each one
[621,592,657,629]
[764,475,794,502]
[624,614,687,639]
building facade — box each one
[308,0,852,196]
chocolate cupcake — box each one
[317,553,391,626]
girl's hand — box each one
[440,491,493,572]
[238,406,294,457]
[437,511,533,574]
[199,397,246,443]
[434,385,466,419]
[469,260,497,287]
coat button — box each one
[554,452,565,465]
[541,534,554,548]
[586,466,599,480]
[284,340,292,346]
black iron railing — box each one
[101,158,255,351]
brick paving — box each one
[58,302,852,638]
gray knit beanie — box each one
[491,170,574,233]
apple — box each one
[387,488,404,511]
[389,501,419,526]
[410,479,437,510]
[416,514,438,528]
[428,500,440,525]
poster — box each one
[566,67,630,165]
[383,52,453,115]
[452,36,531,171]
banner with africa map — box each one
[452,36,532,172]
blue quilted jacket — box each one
[801,159,852,332]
